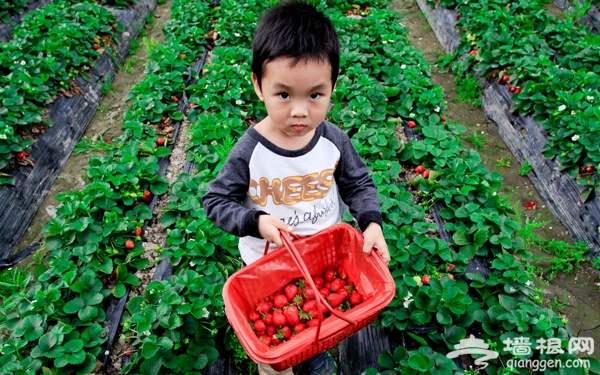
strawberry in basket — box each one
[248,264,368,348]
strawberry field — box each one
[1,0,600,374]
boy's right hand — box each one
[258,215,293,247]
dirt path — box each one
[390,0,600,358]
[14,1,174,265]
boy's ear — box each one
[251,73,264,102]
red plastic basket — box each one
[223,223,395,371]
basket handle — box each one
[278,229,357,346]
[263,231,301,256]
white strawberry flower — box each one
[400,64,406,69]
[236,100,243,105]
[234,32,240,37]
[202,307,210,318]
[0,134,6,140]
[144,330,151,336]
[403,298,414,308]
[558,104,566,112]
[382,40,388,44]
[20,60,25,65]
[189,261,195,267]
[571,134,580,141]
[587,96,594,102]
[434,106,440,112]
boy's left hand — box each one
[363,222,390,265]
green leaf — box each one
[406,332,428,346]
[140,356,163,375]
[113,281,127,298]
[142,341,159,359]
[498,294,518,311]
[473,228,488,246]
[443,326,466,343]
[452,231,470,246]
[64,298,85,314]
[379,350,397,369]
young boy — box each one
[202,1,390,374]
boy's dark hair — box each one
[251,0,340,90]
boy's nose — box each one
[290,100,308,117]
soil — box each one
[390,0,600,360]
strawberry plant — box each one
[0,1,122,185]
[120,270,224,373]
[432,0,600,198]
[0,0,27,21]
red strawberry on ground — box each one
[285,284,298,301]
[415,165,424,173]
[407,120,416,128]
[586,166,594,172]
[447,263,456,272]
[422,170,430,179]
[156,138,165,146]
[125,240,135,249]
[469,50,476,56]
[135,227,142,236]
[273,294,288,309]
[422,275,430,285]
[502,74,509,83]
[442,116,446,122]
[16,152,26,159]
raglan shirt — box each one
[202,120,382,265]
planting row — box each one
[552,0,600,35]
[0,0,155,259]
[116,0,599,374]
[0,0,213,374]
[418,0,600,258]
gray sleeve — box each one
[201,133,267,238]
[323,122,383,231]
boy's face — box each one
[252,57,334,140]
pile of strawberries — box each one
[248,264,369,348]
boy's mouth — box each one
[291,124,307,132]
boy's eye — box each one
[279,93,290,99]
[310,93,321,99]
